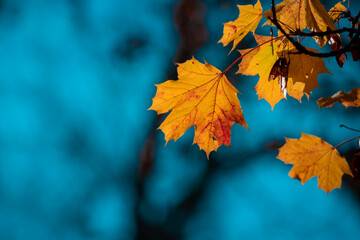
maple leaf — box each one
[237,34,330,109]
[149,57,248,158]
[218,0,262,52]
[305,0,338,46]
[264,0,337,47]
[263,0,306,31]
[277,133,353,193]
[317,88,360,108]
[237,35,285,108]
[328,2,347,22]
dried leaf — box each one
[327,28,345,67]
[277,133,353,193]
[149,57,248,158]
[317,88,360,108]
[268,57,289,97]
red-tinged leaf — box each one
[149,57,248,158]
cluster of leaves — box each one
[150,0,360,193]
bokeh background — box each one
[0,0,360,239]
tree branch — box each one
[291,28,360,37]
[269,0,360,58]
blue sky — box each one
[0,0,359,239]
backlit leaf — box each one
[264,0,337,47]
[237,34,330,109]
[277,133,353,193]
[149,57,248,158]
[263,0,307,31]
[219,0,262,52]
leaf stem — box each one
[334,135,360,149]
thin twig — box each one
[334,135,360,149]
[340,124,360,133]
[292,28,359,37]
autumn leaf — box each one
[149,57,248,158]
[305,0,338,46]
[277,133,353,193]
[237,35,285,108]
[288,47,331,95]
[263,0,306,31]
[237,34,330,109]
[264,0,337,47]
[317,88,360,108]
[218,0,262,52]
[328,2,347,22]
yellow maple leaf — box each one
[277,133,353,193]
[263,0,306,31]
[237,34,330,109]
[288,47,331,96]
[218,0,262,52]
[328,2,347,22]
[237,35,285,108]
[264,0,337,47]
[149,57,248,158]
[317,88,360,108]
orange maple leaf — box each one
[264,0,337,47]
[317,88,360,108]
[149,57,248,158]
[237,34,330,109]
[277,133,353,193]
[218,0,262,52]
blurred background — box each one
[0,0,360,239]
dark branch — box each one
[349,11,360,39]
[269,0,360,58]
[290,28,360,37]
